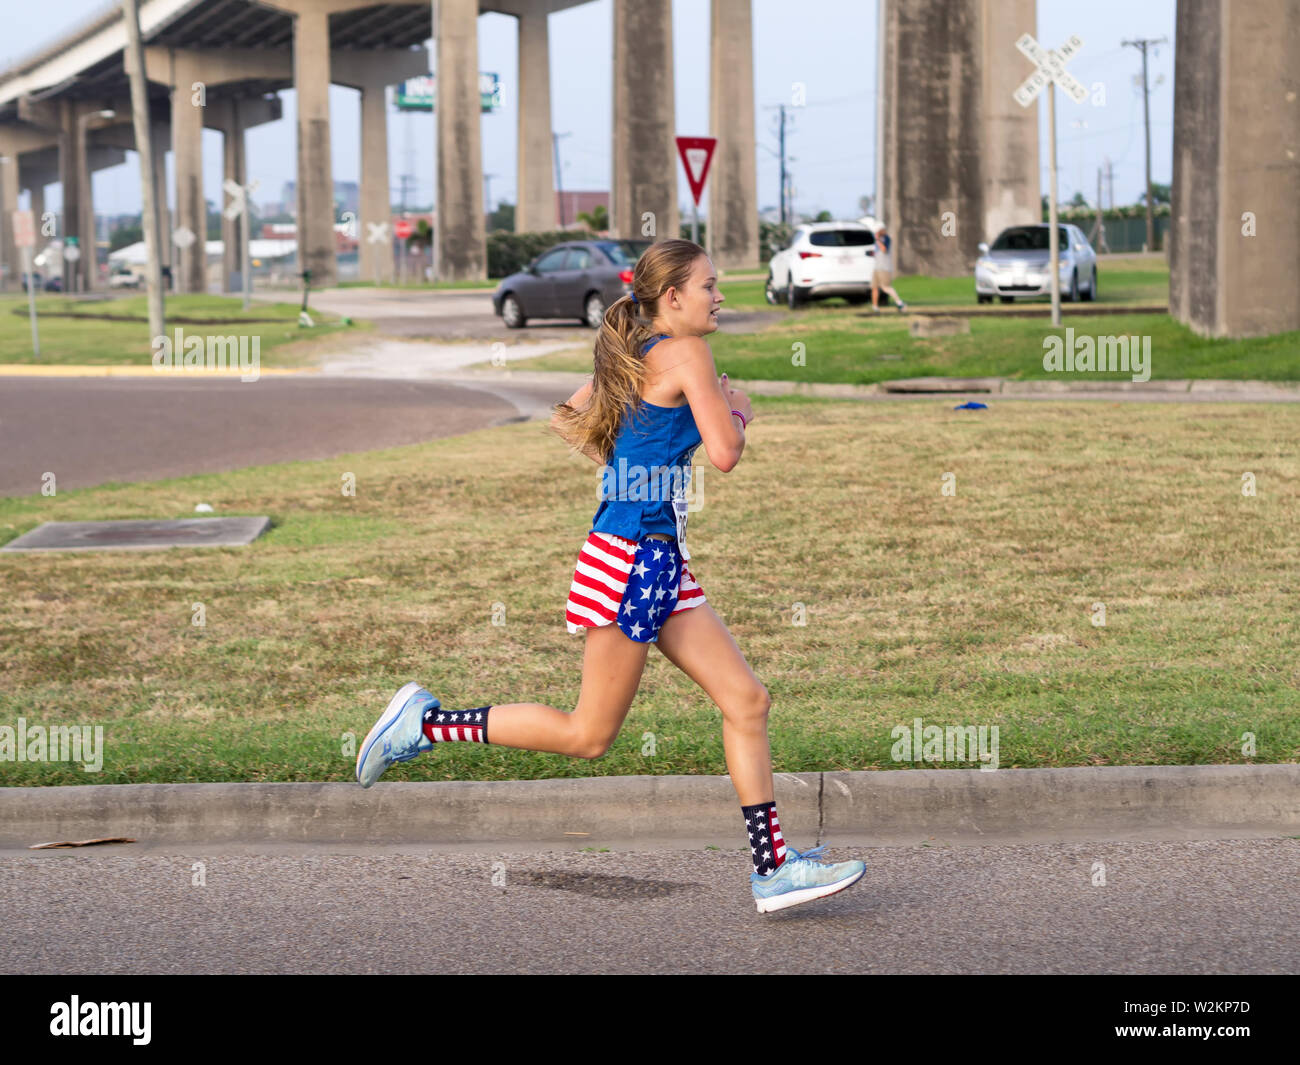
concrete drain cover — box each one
[1,517,271,553]
[513,870,696,900]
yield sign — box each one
[1013,32,1088,107]
[675,136,717,206]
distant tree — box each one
[488,201,515,232]
[813,209,833,222]
[858,195,873,216]
[1139,182,1172,206]
[206,198,222,239]
[576,204,608,232]
[1068,191,1088,208]
[110,223,142,252]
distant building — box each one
[556,190,608,229]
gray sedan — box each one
[974,224,1098,303]
[493,239,652,328]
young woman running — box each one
[355,238,865,913]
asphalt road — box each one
[2,837,1295,974]
[0,376,544,498]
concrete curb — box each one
[0,365,319,377]
[2,765,1295,848]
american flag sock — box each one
[421,705,492,744]
[742,800,788,876]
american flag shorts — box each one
[565,531,706,642]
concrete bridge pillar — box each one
[877,0,1039,276]
[332,48,429,285]
[435,0,487,279]
[1170,0,1300,337]
[0,124,59,289]
[708,0,757,269]
[286,5,336,285]
[612,0,676,243]
[28,181,46,237]
[356,79,393,282]
[167,52,207,293]
[204,95,280,292]
[209,98,249,293]
[143,43,296,292]
[15,97,96,293]
[515,4,555,234]
[0,152,17,290]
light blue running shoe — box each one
[750,843,866,913]
[355,682,441,788]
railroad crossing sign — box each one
[222,178,260,221]
[1013,33,1087,108]
[366,221,390,244]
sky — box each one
[4,0,1176,224]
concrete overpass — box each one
[0,0,764,293]
[0,0,1294,337]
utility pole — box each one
[778,105,787,225]
[121,0,163,344]
[553,132,570,228]
[1093,165,1110,252]
[761,104,793,226]
[1123,36,1167,253]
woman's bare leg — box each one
[481,622,649,759]
[653,602,773,806]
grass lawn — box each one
[504,310,1300,384]
[478,257,1300,383]
[0,293,365,367]
[1,396,1295,785]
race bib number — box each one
[672,465,692,561]
[672,496,690,561]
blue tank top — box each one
[589,334,703,542]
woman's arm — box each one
[674,337,745,472]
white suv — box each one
[766,218,879,309]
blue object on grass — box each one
[954,401,988,410]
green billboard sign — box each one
[395,74,500,113]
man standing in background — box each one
[871,224,907,313]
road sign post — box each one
[172,225,196,294]
[676,137,717,248]
[365,220,391,284]
[223,177,260,310]
[1014,33,1086,327]
[394,218,413,286]
[14,209,38,357]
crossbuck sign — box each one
[1013,33,1087,108]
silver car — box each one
[975,224,1098,303]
